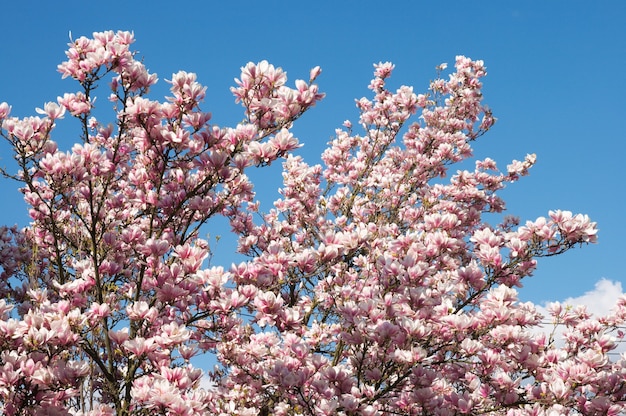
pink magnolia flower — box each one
[35,102,66,120]
[0,102,12,119]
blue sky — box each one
[1,1,625,307]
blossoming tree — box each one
[0,31,624,415]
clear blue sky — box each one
[1,1,624,306]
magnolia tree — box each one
[0,31,624,416]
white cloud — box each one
[532,278,625,353]
[534,278,624,321]
[198,372,216,391]
[560,278,624,318]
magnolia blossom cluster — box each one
[0,31,324,415]
[0,31,623,416]
[231,61,323,133]
[213,58,620,416]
